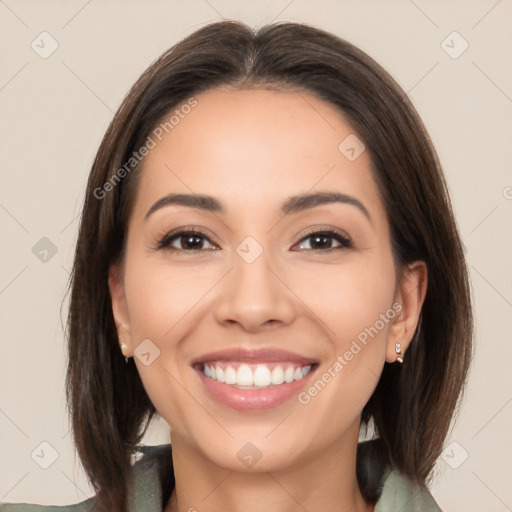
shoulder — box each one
[375,469,443,512]
[357,438,443,511]
[0,444,171,512]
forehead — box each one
[132,87,383,219]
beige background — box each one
[1,0,511,510]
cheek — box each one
[292,251,396,347]
[124,254,219,340]
[292,264,396,445]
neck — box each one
[164,425,373,512]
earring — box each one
[120,343,130,364]
[395,342,404,364]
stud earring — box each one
[395,342,403,364]
[120,343,131,364]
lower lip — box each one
[196,367,317,411]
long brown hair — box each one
[65,20,473,510]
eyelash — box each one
[154,226,352,253]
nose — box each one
[213,249,297,333]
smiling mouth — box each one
[191,348,319,410]
[196,361,316,389]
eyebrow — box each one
[145,191,371,223]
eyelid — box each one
[296,225,351,240]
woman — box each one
[0,20,472,512]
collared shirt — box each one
[0,443,442,511]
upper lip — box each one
[191,348,318,366]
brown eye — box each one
[157,230,217,251]
[295,230,352,251]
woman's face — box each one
[110,87,417,472]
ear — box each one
[108,263,133,357]
[386,260,428,363]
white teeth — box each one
[253,366,271,387]
[202,363,313,388]
[271,366,285,385]
[302,365,312,377]
[224,366,237,384]
[237,364,253,386]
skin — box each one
[109,88,427,512]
